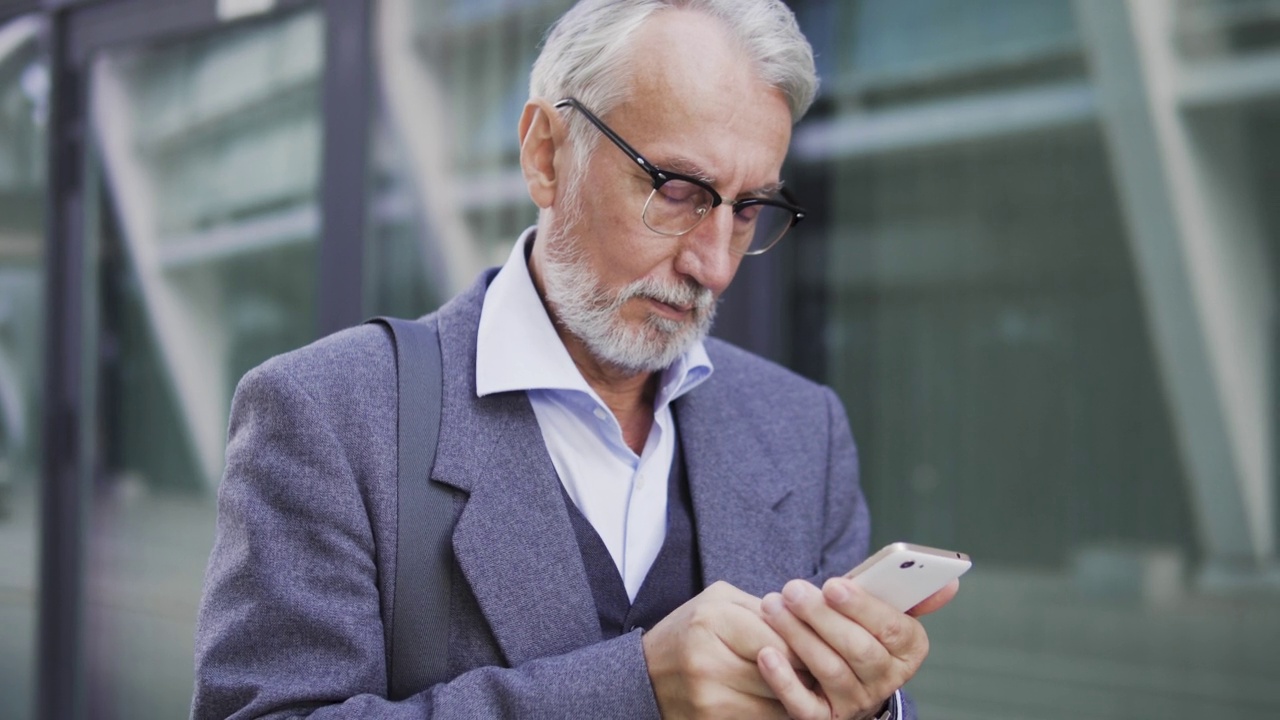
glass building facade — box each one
[0,13,46,720]
[2,0,1279,717]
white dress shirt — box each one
[476,229,712,601]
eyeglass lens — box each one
[643,181,794,254]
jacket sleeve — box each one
[191,361,660,720]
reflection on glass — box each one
[84,8,324,717]
[365,0,572,318]
[0,14,45,720]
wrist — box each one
[869,689,901,720]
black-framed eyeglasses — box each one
[555,97,805,256]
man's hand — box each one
[643,580,803,719]
[755,577,959,720]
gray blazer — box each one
[192,270,876,719]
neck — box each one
[559,325,659,456]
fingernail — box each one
[762,593,783,615]
[826,581,850,603]
[760,648,783,670]
[782,580,811,603]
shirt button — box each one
[592,407,607,421]
[635,473,646,489]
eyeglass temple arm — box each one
[554,98,662,177]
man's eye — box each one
[656,180,704,204]
[735,204,762,222]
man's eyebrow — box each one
[662,156,716,185]
[661,156,786,198]
[745,180,786,198]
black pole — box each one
[36,8,88,720]
[317,0,372,337]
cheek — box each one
[575,182,667,272]
[570,160,700,287]
[570,162,626,234]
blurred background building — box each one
[1,0,1278,717]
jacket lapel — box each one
[426,276,600,668]
[677,375,809,599]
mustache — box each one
[617,276,714,312]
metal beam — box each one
[792,81,1097,162]
[65,0,309,63]
[37,9,89,718]
[1178,48,1280,110]
[316,0,371,336]
[0,12,38,59]
[1075,0,1276,583]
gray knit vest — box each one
[559,433,701,638]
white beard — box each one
[539,221,716,374]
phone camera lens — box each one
[899,561,915,569]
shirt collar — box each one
[476,227,713,405]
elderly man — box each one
[192,1,956,718]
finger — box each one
[757,646,830,720]
[772,584,888,696]
[762,589,842,666]
[704,579,764,610]
[713,652,788,699]
[716,601,804,669]
[700,580,788,657]
[907,578,960,617]
[821,577,927,662]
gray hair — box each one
[530,0,817,165]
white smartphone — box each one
[843,542,972,612]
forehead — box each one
[601,9,793,187]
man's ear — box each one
[518,99,564,209]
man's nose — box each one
[673,205,737,295]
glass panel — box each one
[0,14,46,720]
[847,0,1081,88]
[823,128,1192,565]
[365,0,573,318]
[1178,0,1280,58]
[84,8,324,716]
[794,0,1280,716]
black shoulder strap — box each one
[367,317,452,700]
